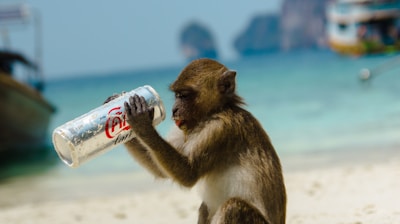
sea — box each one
[1,50,400,206]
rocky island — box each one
[234,0,330,56]
[179,21,219,61]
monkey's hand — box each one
[103,92,125,105]
[124,94,155,136]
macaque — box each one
[112,59,286,223]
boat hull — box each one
[328,39,400,56]
[0,74,55,154]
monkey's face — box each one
[170,58,240,133]
[172,90,192,131]
[171,88,207,132]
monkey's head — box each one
[170,58,244,133]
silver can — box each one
[52,85,166,168]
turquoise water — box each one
[0,50,399,206]
[40,50,400,176]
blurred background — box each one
[1,0,282,78]
[0,0,399,210]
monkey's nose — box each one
[172,107,178,116]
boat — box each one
[0,4,55,158]
[327,0,400,55]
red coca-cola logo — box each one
[105,106,131,139]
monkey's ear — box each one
[218,70,236,95]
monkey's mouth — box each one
[174,119,185,128]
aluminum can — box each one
[52,85,165,168]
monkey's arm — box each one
[103,94,166,178]
[124,138,167,178]
[129,124,198,187]
[125,95,220,187]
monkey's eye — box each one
[175,91,191,100]
[175,92,186,99]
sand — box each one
[0,147,399,224]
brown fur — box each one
[122,58,286,223]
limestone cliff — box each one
[179,21,218,61]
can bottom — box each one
[52,130,77,167]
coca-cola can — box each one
[52,85,166,168]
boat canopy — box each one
[328,0,400,23]
[0,4,30,25]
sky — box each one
[0,0,281,79]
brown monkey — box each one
[121,59,286,224]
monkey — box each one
[109,58,286,223]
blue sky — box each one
[1,1,281,78]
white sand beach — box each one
[0,146,399,224]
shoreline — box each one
[282,141,400,171]
[0,145,399,223]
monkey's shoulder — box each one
[213,107,274,145]
[214,107,263,129]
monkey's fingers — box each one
[124,101,132,117]
[133,95,143,114]
[103,94,119,105]
[139,96,148,112]
[132,96,140,115]
[128,96,138,115]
